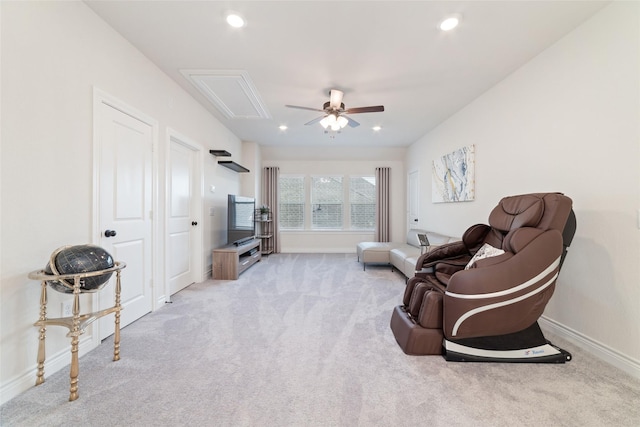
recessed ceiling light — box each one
[226,12,246,28]
[439,16,460,31]
[279,125,288,131]
[372,126,382,131]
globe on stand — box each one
[44,245,115,293]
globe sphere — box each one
[45,245,115,293]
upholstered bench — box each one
[356,242,402,270]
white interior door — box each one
[96,99,154,340]
[408,170,420,228]
[168,136,201,295]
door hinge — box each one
[149,210,153,220]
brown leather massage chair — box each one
[390,192,576,362]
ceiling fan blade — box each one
[285,104,325,112]
[344,115,360,128]
[329,90,344,109]
[304,115,326,126]
[343,105,385,114]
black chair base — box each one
[443,322,572,363]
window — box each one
[279,176,305,229]
[311,176,343,229]
[350,176,375,230]
[278,174,376,231]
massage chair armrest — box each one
[435,258,471,270]
[415,241,469,271]
[433,258,471,285]
[415,224,491,272]
[415,255,471,287]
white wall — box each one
[406,2,640,376]
[240,141,262,201]
[0,1,242,403]
[263,146,405,252]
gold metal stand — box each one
[28,262,126,401]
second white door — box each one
[168,136,202,295]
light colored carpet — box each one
[2,253,639,426]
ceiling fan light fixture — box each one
[226,12,246,28]
[439,16,460,31]
[320,114,348,130]
[320,113,338,129]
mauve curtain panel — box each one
[375,167,390,242]
[262,166,281,253]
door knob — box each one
[191,221,198,226]
[104,229,117,237]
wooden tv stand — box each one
[212,239,261,280]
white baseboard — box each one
[0,335,96,405]
[540,316,640,380]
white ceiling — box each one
[85,1,608,148]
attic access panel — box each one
[181,70,271,120]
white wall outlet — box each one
[61,300,73,317]
[209,207,215,216]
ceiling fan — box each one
[285,89,384,131]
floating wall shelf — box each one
[209,150,249,173]
[209,150,231,157]
[218,161,250,173]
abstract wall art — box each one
[432,145,475,203]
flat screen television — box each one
[227,194,255,245]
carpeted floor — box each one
[2,253,639,426]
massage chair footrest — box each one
[390,306,443,355]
